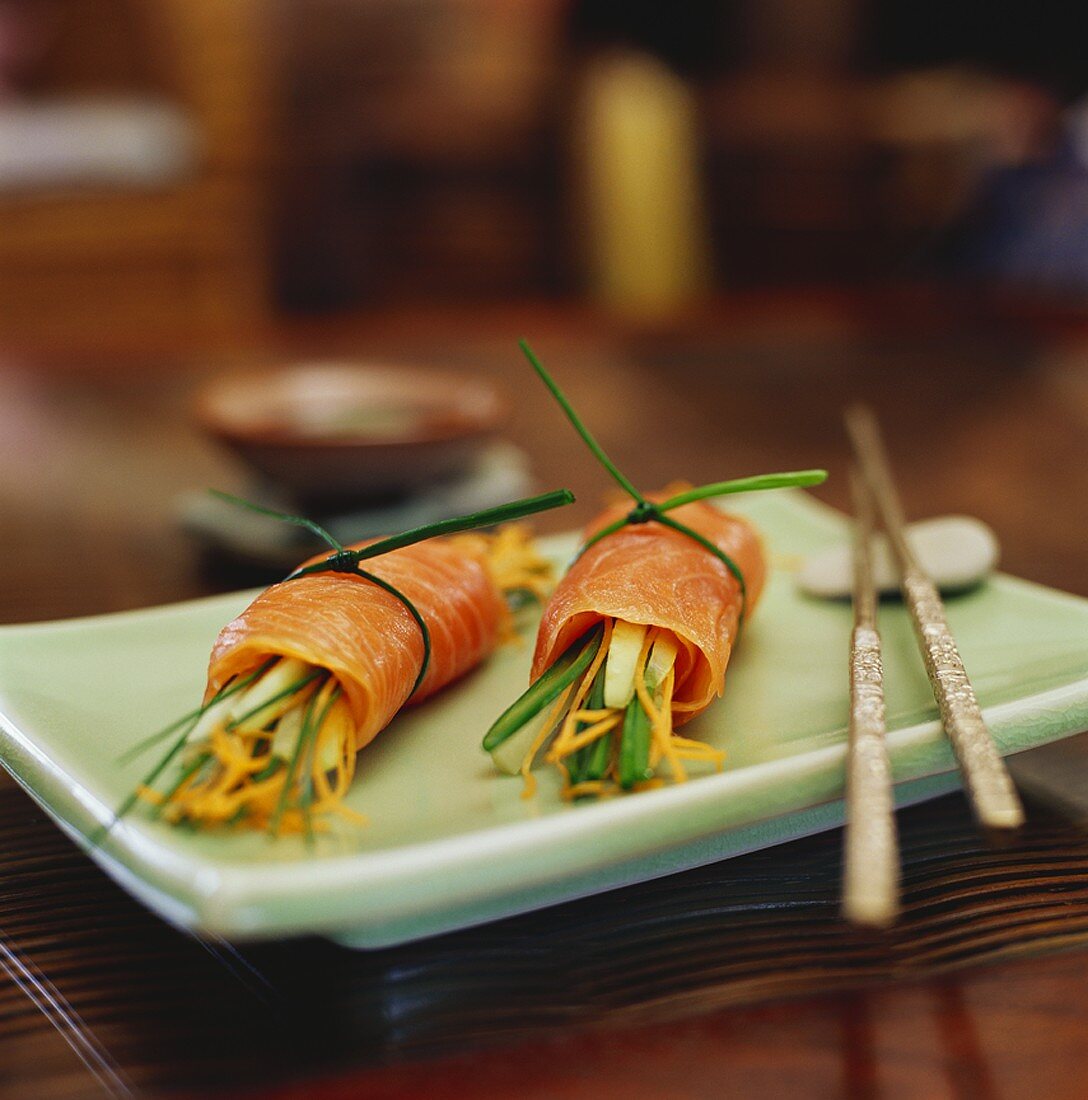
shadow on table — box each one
[3,778,1088,1096]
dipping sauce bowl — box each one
[195,363,506,502]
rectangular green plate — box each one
[1,492,1087,947]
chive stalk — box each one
[655,513,747,603]
[483,625,604,752]
[518,340,644,505]
[99,723,198,843]
[117,657,277,764]
[519,339,830,624]
[251,757,284,784]
[352,567,433,698]
[283,489,576,581]
[618,683,653,789]
[298,685,343,844]
[149,752,211,820]
[656,471,828,512]
[270,674,328,835]
[210,491,344,550]
[567,667,609,786]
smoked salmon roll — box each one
[480,340,822,800]
[136,517,559,835]
[485,493,766,797]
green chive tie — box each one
[214,487,575,695]
[518,339,828,626]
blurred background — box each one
[1,0,1087,612]
[2,0,1087,339]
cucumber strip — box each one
[315,695,347,774]
[618,682,653,789]
[307,686,343,781]
[270,676,327,834]
[270,707,304,761]
[186,692,237,745]
[490,707,558,775]
[229,657,306,719]
[602,620,647,709]
[505,587,540,612]
[646,633,679,691]
[229,665,322,732]
[483,624,604,752]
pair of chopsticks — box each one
[841,407,1024,927]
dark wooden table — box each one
[3,292,1088,1098]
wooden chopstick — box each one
[843,465,900,927]
[845,405,1025,830]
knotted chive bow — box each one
[519,339,827,626]
[213,486,576,697]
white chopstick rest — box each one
[845,406,1025,831]
[798,514,1000,599]
[843,467,900,927]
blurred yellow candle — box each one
[577,51,711,316]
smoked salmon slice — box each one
[209,537,508,753]
[533,497,766,725]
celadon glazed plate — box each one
[2,492,1087,947]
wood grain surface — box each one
[2,294,1088,1098]
[4,779,1088,1099]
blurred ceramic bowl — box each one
[196,363,506,501]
